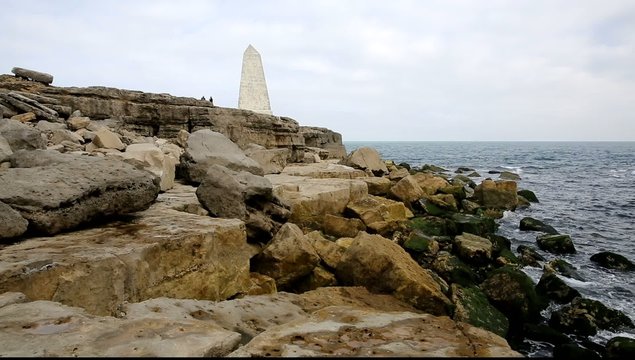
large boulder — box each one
[473,179,518,210]
[11,67,54,85]
[335,232,452,316]
[180,129,264,184]
[549,297,634,336]
[536,234,576,254]
[535,272,580,304]
[251,223,320,289]
[520,217,559,234]
[590,251,635,271]
[345,194,413,236]
[340,146,388,176]
[412,173,450,195]
[0,119,47,151]
[0,150,160,235]
[0,201,28,239]
[267,174,367,229]
[389,175,425,204]
[243,144,289,174]
[451,284,509,338]
[454,232,493,265]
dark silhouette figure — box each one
[209,96,214,105]
[200,96,206,101]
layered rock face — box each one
[0,75,346,161]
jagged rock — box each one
[537,234,576,254]
[117,142,178,191]
[243,144,289,174]
[0,92,59,121]
[360,176,391,195]
[49,128,84,145]
[0,299,243,357]
[590,251,635,271]
[10,112,36,123]
[547,259,585,281]
[451,284,509,338]
[67,116,91,130]
[251,223,320,289]
[549,297,634,336]
[345,194,413,236]
[0,149,160,235]
[11,67,54,85]
[305,231,346,270]
[431,251,479,287]
[520,216,559,234]
[299,126,347,159]
[341,146,388,176]
[388,167,410,180]
[180,129,263,184]
[268,174,367,229]
[0,201,28,239]
[389,174,425,204]
[412,172,450,195]
[517,245,545,267]
[229,305,521,357]
[280,160,366,179]
[336,231,452,316]
[473,179,518,210]
[322,214,366,238]
[92,127,125,150]
[454,232,493,265]
[0,119,47,151]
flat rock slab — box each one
[0,299,241,357]
[228,305,522,357]
[281,161,368,179]
[266,174,368,229]
[0,198,251,315]
[0,150,160,235]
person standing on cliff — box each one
[209,96,214,105]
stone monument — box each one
[238,45,272,115]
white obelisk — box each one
[238,45,272,115]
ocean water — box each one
[344,141,635,357]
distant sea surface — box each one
[344,141,635,357]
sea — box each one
[344,141,635,357]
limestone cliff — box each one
[0,74,345,161]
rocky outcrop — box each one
[341,146,388,176]
[299,126,347,159]
[0,150,160,235]
[0,186,252,315]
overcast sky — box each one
[2,0,634,141]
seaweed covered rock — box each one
[517,189,539,203]
[605,336,635,359]
[536,234,576,254]
[450,213,498,237]
[451,284,509,337]
[517,245,545,267]
[536,272,581,304]
[408,216,457,237]
[519,217,558,234]
[590,251,635,271]
[547,259,585,281]
[480,265,548,326]
[549,297,634,336]
[431,251,480,287]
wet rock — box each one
[451,284,509,338]
[605,336,635,359]
[0,119,47,151]
[536,272,581,304]
[520,216,558,234]
[517,245,545,267]
[431,251,480,287]
[553,343,602,360]
[336,232,452,315]
[251,223,320,290]
[408,216,457,237]
[340,146,388,176]
[517,189,539,203]
[547,259,585,281]
[522,323,571,346]
[590,251,635,271]
[480,265,548,326]
[450,213,498,237]
[499,171,521,180]
[536,234,576,254]
[549,297,634,336]
[0,150,160,235]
